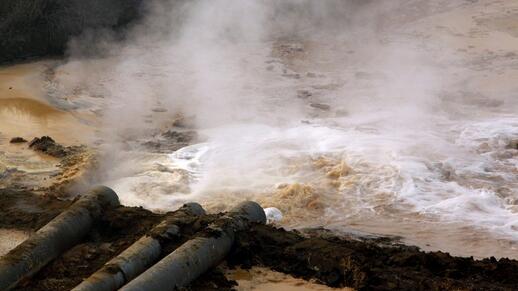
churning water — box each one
[46,0,518,258]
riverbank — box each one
[2,188,517,290]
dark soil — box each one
[2,190,518,291]
[16,206,163,291]
[28,136,80,158]
[230,225,518,291]
[9,137,28,144]
[0,189,69,230]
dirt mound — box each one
[0,189,69,230]
[29,136,81,158]
[9,137,27,144]
[230,225,518,290]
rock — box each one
[162,130,197,143]
[355,71,371,79]
[282,73,301,79]
[334,108,348,116]
[9,137,27,143]
[151,107,167,113]
[172,115,196,128]
[507,139,518,150]
[310,103,331,111]
[29,136,67,158]
[297,90,312,99]
[142,130,198,153]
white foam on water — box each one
[105,112,518,240]
[168,143,211,177]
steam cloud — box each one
[51,0,518,248]
[54,0,451,199]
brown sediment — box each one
[249,156,353,228]
[313,155,352,181]
[1,134,95,195]
[256,183,325,226]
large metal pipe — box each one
[72,202,205,291]
[121,201,266,291]
[0,186,120,291]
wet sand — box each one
[0,62,95,145]
[227,267,353,291]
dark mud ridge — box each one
[0,0,144,64]
[2,189,518,291]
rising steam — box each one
[50,0,518,257]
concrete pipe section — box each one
[121,201,266,291]
[0,186,120,291]
[72,203,205,291]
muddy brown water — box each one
[0,62,95,145]
[227,267,353,291]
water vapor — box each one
[50,0,518,256]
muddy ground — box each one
[1,189,517,291]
